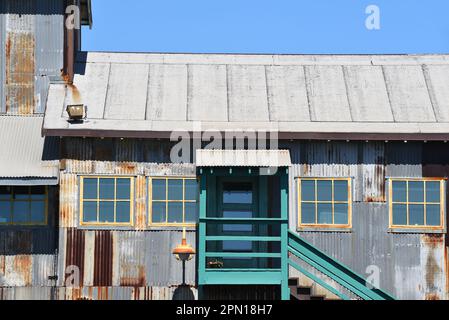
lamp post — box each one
[172,227,196,286]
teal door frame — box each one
[197,167,290,300]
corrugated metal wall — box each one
[0,0,64,115]
[57,139,198,296]
[286,140,448,300]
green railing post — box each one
[198,173,207,295]
[280,168,290,300]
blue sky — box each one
[82,0,449,54]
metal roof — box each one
[196,149,291,167]
[43,52,449,140]
[0,116,59,183]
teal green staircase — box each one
[287,231,395,300]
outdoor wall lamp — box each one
[172,228,195,286]
[66,104,86,121]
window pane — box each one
[30,186,46,200]
[185,202,197,223]
[152,179,166,201]
[317,203,332,224]
[99,201,114,223]
[99,178,115,200]
[392,181,406,202]
[168,179,183,201]
[408,181,424,203]
[83,201,97,223]
[0,202,11,223]
[12,201,30,223]
[409,204,425,226]
[84,178,98,199]
[0,186,10,200]
[185,179,198,201]
[223,183,253,204]
[116,201,131,223]
[223,211,253,232]
[223,240,252,252]
[426,204,441,226]
[317,180,332,201]
[167,202,183,223]
[301,203,315,224]
[13,187,29,200]
[301,180,315,201]
[151,202,166,223]
[116,178,131,200]
[30,201,46,223]
[426,181,440,203]
[334,203,348,225]
[334,180,349,202]
[392,204,407,225]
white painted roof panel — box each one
[43,52,449,138]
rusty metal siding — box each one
[58,229,196,288]
[0,0,64,115]
[385,141,423,178]
[0,286,198,300]
[0,10,5,113]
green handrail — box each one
[288,231,396,300]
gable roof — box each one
[43,52,449,140]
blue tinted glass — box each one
[301,180,315,201]
[317,180,332,201]
[168,179,183,201]
[83,201,97,222]
[222,240,252,252]
[13,201,29,223]
[409,204,424,226]
[116,201,130,223]
[185,179,198,201]
[99,178,115,200]
[168,202,183,223]
[185,202,198,223]
[334,180,349,202]
[317,203,333,224]
[30,201,46,223]
[151,202,166,223]
[99,201,114,223]
[426,204,441,226]
[301,203,315,224]
[426,181,440,203]
[223,211,253,232]
[116,178,131,199]
[0,202,11,223]
[392,181,406,202]
[408,181,424,202]
[393,204,407,225]
[223,183,252,204]
[83,178,98,199]
[152,179,166,201]
[334,203,348,225]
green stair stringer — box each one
[288,231,396,300]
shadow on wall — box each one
[172,285,195,301]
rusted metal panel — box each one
[59,174,78,228]
[135,176,147,231]
[93,231,113,287]
[65,228,85,286]
[362,142,386,202]
[5,20,35,115]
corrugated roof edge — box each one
[75,51,449,66]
